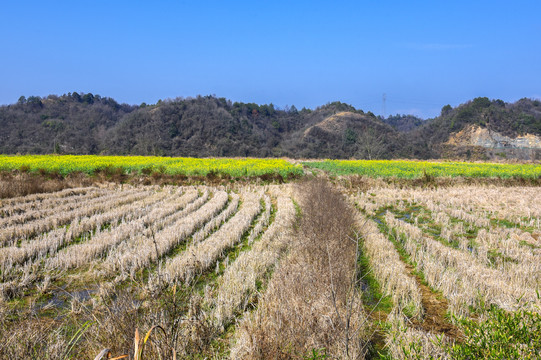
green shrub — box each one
[447,305,541,359]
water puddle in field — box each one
[360,282,370,292]
[399,213,411,222]
[34,287,97,315]
[36,296,66,312]
[374,210,387,224]
[71,289,95,302]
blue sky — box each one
[1,1,540,118]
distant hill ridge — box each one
[1,93,540,160]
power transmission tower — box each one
[382,93,387,119]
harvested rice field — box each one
[0,178,540,359]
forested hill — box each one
[0,94,136,155]
[1,93,540,160]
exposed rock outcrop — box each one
[447,126,541,149]
[445,126,541,160]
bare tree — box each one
[356,129,386,160]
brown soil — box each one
[404,263,463,341]
[0,170,294,199]
[0,171,94,199]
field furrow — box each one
[164,191,263,284]
[1,178,540,359]
[359,186,541,231]
[354,212,423,317]
[46,188,204,272]
[0,187,153,246]
[191,193,240,244]
[0,188,108,227]
[0,187,99,213]
[349,184,541,358]
[211,192,293,328]
[384,212,541,314]
[105,190,229,276]
[0,187,180,270]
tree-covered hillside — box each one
[0,93,136,154]
[1,93,540,160]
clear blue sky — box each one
[1,0,540,118]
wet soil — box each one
[404,263,463,341]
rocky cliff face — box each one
[445,126,541,160]
[447,126,541,149]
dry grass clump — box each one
[385,312,452,360]
[0,171,96,199]
[0,277,215,359]
[233,179,369,359]
[0,319,73,359]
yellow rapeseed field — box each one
[304,159,541,178]
[0,155,303,178]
